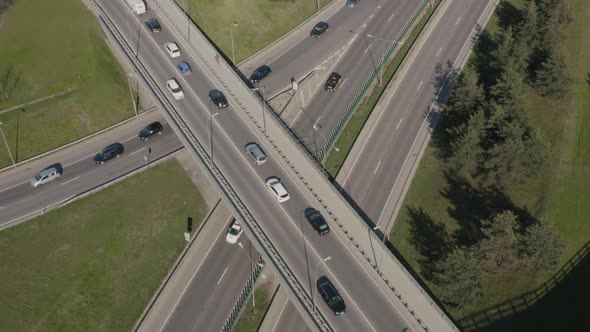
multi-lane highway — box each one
[341,0,492,228]
[97,0,414,330]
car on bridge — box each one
[209,89,229,109]
[94,143,124,164]
[244,142,267,165]
[317,276,346,315]
[265,176,290,203]
[176,61,192,76]
[346,0,359,8]
[145,18,161,33]
[166,78,184,100]
[305,208,330,235]
[165,42,180,58]
[310,21,329,38]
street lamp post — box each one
[209,112,219,161]
[366,34,387,87]
[127,74,138,117]
[252,87,267,133]
[230,21,238,64]
[238,242,265,310]
[312,256,332,316]
[0,122,15,167]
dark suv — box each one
[145,19,161,33]
[317,276,346,315]
[209,89,229,109]
[310,21,329,38]
[304,208,330,235]
[249,65,272,83]
[94,143,124,164]
[138,122,164,140]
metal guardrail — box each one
[222,256,265,332]
[93,1,331,331]
[318,0,431,162]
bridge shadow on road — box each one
[459,240,590,332]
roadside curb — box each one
[0,107,157,174]
[132,197,223,332]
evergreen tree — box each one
[447,110,486,176]
[520,221,564,272]
[433,247,483,307]
[491,25,516,74]
[477,211,521,274]
[535,50,571,98]
[490,60,526,110]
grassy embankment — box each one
[0,160,208,331]
[185,0,329,64]
[391,0,590,323]
[0,0,133,168]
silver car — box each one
[245,143,267,165]
[31,164,63,187]
[346,0,359,8]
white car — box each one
[166,78,184,100]
[165,42,180,58]
[265,176,290,203]
[225,219,243,244]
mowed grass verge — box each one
[233,281,273,332]
[0,159,208,331]
[0,0,133,167]
[185,0,329,64]
[391,0,590,320]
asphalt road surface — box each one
[340,0,491,228]
[289,0,427,157]
[98,1,413,331]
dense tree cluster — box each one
[429,0,569,308]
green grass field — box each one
[185,0,328,64]
[390,0,590,322]
[233,282,272,332]
[0,0,133,167]
[0,160,207,331]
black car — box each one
[145,19,161,33]
[324,72,342,92]
[317,276,346,315]
[304,208,330,235]
[138,121,164,140]
[94,143,125,164]
[209,89,229,109]
[310,21,329,38]
[249,65,272,83]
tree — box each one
[446,109,486,176]
[535,50,571,98]
[433,247,483,307]
[520,220,564,272]
[491,25,516,74]
[514,0,538,74]
[445,68,485,123]
[490,59,526,110]
[477,211,521,274]
[480,117,547,188]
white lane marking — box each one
[159,219,227,331]
[61,176,80,186]
[0,179,29,194]
[217,266,229,285]
[212,119,380,332]
[387,12,396,23]
[396,118,403,131]
[377,4,381,9]
[130,147,147,155]
[290,107,305,127]
[417,80,423,91]
[369,14,374,19]
[363,47,369,55]
[272,296,291,331]
[436,47,443,57]
[374,161,382,175]
[340,78,347,89]
[313,116,322,130]
[362,23,367,28]
[455,17,462,25]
